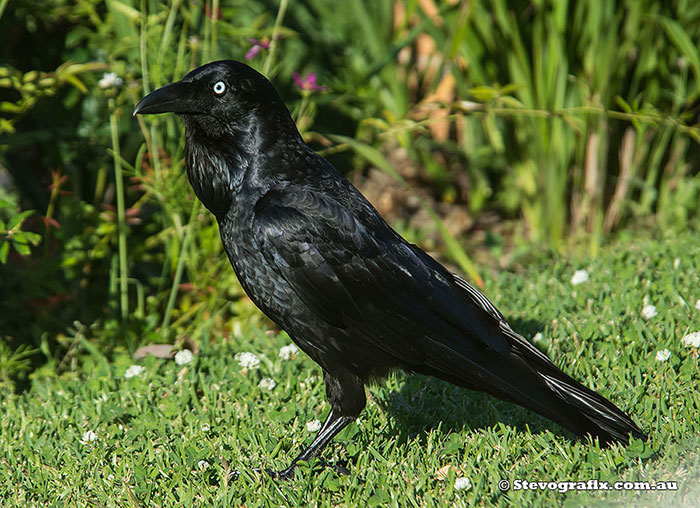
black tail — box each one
[423,329,646,445]
[418,273,646,445]
[534,367,646,444]
[503,323,646,445]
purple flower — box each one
[245,38,271,60]
[293,72,328,92]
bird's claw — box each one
[228,460,350,481]
[330,460,350,476]
[228,466,295,481]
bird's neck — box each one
[184,111,305,220]
[185,127,247,219]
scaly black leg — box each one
[231,367,365,481]
[271,408,355,480]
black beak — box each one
[133,80,202,116]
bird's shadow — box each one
[371,317,579,445]
[374,375,574,446]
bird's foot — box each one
[265,465,296,481]
[328,459,351,476]
[229,460,350,481]
[228,466,295,481]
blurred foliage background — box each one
[1,0,699,389]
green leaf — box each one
[615,96,633,114]
[499,96,525,109]
[468,85,499,102]
[0,241,9,263]
[11,239,30,256]
[327,135,405,183]
[7,210,33,230]
[0,101,23,113]
[0,118,15,133]
[500,83,524,95]
[661,17,700,98]
[22,231,42,245]
[61,74,87,94]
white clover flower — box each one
[673,258,681,269]
[174,349,194,365]
[695,299,700,311]
[532,332,543,343]
[201,423,211,432]
[197,460,209,470]
[80,430,98,444]
[279,344,300,360]
[642,305,658,320]
[98,72,123,89]
[454,477,472,491]
[655,349,671,362]
[571,269,589,285]
[682,332,700,348]
[124,365,144,379]
[306,420,322,432]
[258,377,276,390]
[235,352,260,369]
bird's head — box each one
[134,60,295,141]
[134,60,303,217]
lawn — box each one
[1,228,699,507]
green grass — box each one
[1,229,699,507]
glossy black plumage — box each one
[134,60,646,478]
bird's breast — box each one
[217,217,298,323]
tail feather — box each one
[539,371,646,444]
[424,273,647,445]
[422,335,646,445]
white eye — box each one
[212,81,226,95]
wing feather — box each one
[254,187,513,367]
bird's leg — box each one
[269,368,366,480]
[271,408,355,480]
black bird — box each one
[134,60,646,478]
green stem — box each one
[202,0,211,62]
[294,93,310,131]
[94,167,107,203]
[159,0,183,72]
[262,0,288,76]
[43,172,61,256]
[316,104,700,158]
[161,200,199,334]
[211,0,219,60]
[139,0,150,94]
[0,0,10,21]
[109,99,129,320]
